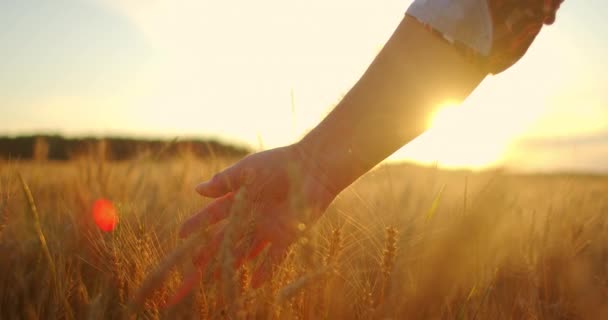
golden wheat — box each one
[1,157,608,319]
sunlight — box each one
[4,1,605,172]
[391,102,521,170]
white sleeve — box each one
[406,0,493,56]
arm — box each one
[165,2,560,298]
[298,0,565,189]
[296,16,487,195]
[172,16,488,294]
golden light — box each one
[391,102,523,170]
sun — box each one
[390,102,518,170]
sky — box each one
[1,0,607,172]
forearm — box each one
[297,16,487,194]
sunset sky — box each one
[1,0,607,172]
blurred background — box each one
[1,0,606,172]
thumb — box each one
[195,163,250,197]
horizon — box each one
[1,0,607,172]
[1,132,607,176]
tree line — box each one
[0,135,249,161]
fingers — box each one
[192,228,226,270]
[166,269,202,307]
[251,243,288,289]
[164,239,278,307]
[179,192,235,238]
[196,164,248,198]
[232,238,270,270]
[180,234,286,300]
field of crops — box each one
[1,154,607,319]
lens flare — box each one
[92,198,118,232]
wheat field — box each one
[1,152,607,319]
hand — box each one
[174,144,337,299]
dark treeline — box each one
[0,135,250,161]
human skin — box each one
[175,15,488,293]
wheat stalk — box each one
[18,173,74,320]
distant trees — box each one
[0,135,249,161]
[33,137,50,162]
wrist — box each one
[290,142,341,211]
[294,125,371,193]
